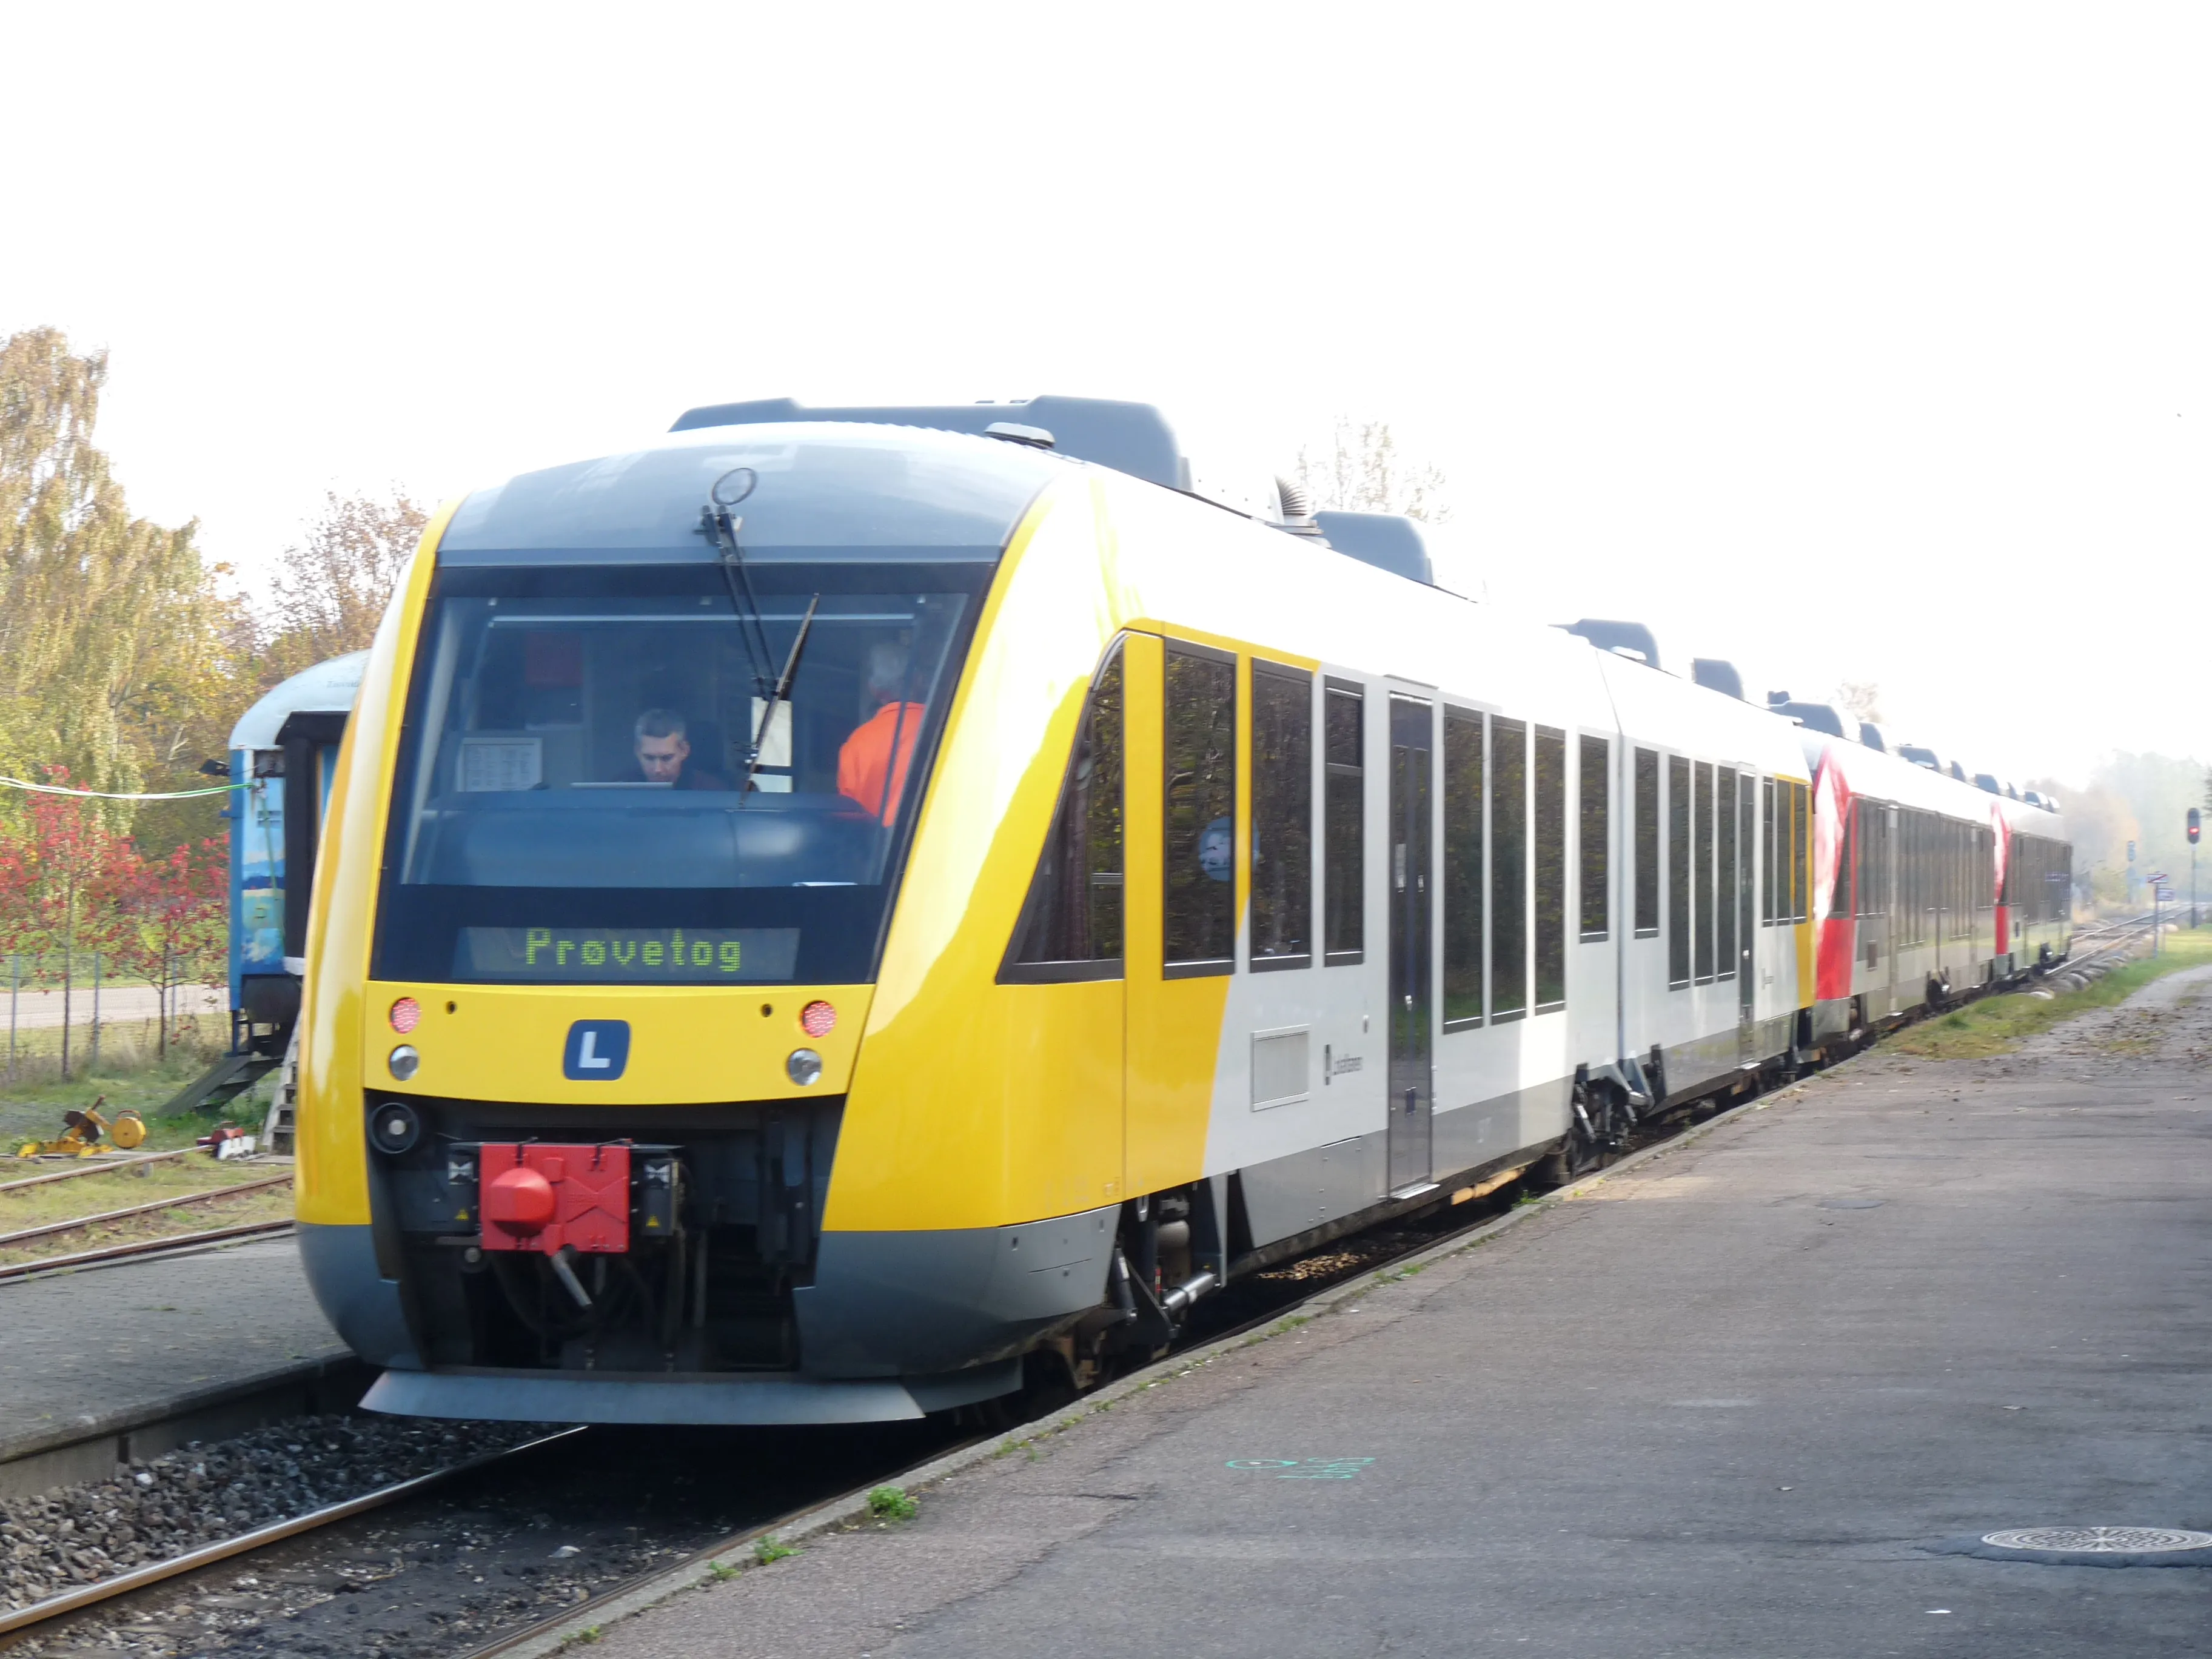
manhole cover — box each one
[1982,1527,2212,1554]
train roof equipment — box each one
[666,396,1436,585]
[1691,658,1744,699]
[1560,618,1661,669]
[1895,743,1940,770]
[1858,722,1890,752]
[1769,699,1848,738]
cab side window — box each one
[1002,646,1124,979]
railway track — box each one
[0,922,2164,1657]
[0,1163,295,1284]
[0,1120,1611,1657]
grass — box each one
[866,1486,917,1523]
[1886,928,2212,1059]
[752,1536,798,1564]
[0,1028,254,1153]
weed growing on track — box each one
[1889,930,2212,1059]
[754,1535,799,1564]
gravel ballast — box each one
[1,1413,535,1611]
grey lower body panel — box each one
[361,1358,1021,1425]
[297,1222,423,1372]
[795,1206,1118,1377]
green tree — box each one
[256,488,427,688]
[0,327,247,846]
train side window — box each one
[1443,706,1485,1027]
[1789,780,1809,922]
[1634,746,1659,936]
[1250,663,1313,969]
[1000,645,1124,980]
[1715,768,1737,978]
[1491,717,1528,1019]
[1535,725,1567,1010]
[1667,754,1690,987]
[1693,761,1715,982]
[1829,798,1855,919]
[1580,736,1610,942]
[1163,643,1236,976]
[1760,776,1777,925]
[1323,681,1364,965]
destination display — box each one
[454,925,801,982]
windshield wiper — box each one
[742,593,820,797]
[699,468,778,703]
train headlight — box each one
[369,1100,421,1156]
[388,1044,421,1082]
[389,996,421,1034]
[786,1048,823,1086]
[799,999,837,1038]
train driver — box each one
[838,645,925,823]
[634,709,728,790]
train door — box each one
[1736,771,1755,1056]
[1387,695,1434,1193]
[1122,632,1231,1200]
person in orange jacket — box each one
[838,645,925,823]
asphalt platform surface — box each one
[595,965,2212,1659]
[0,1235,348,1467]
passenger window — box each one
[1694,761,1715,982]
[1490,717,1527,1017]
[1443,708,1485,1027]
[1716,768,1737,979]
[1667,755,1691,987]
[1534,725,1567,1010]
[1789,780,1809,921]
[1250,664,1313,968]
[1324,682,1364,964]
[1004,646,1125,976]
[1579,736,1609,942]
[1164,645,1236,974]
[1634,746,1659,936]
[1761,776,1776,925]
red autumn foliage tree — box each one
[0,770,130,1076]
[101,838,229,1057]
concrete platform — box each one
[0,1235,357,1498]
[594,964,2212,1658]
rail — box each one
[0,1430,583,1639]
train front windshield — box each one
[373,561,988,986]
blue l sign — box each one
[563,1021,631,1081]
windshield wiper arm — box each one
[699,468,778,700]
[742,593,820,797]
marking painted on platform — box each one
[1227,1458,1375,1479]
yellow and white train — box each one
[296,397,2068,1423]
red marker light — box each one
[389,997,421,1034]
[799,1000,837,1038]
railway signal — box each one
[2190,808,2201,927]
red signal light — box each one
[799,1000,837,1038]
[389,997,422,1034]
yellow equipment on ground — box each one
[13,1097,147,1158]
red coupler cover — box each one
[479,1142,631,1255]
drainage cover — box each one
[1982,1527,2212,1554]
[1931,1526,2212,1567]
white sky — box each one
[5,2,2205,787]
